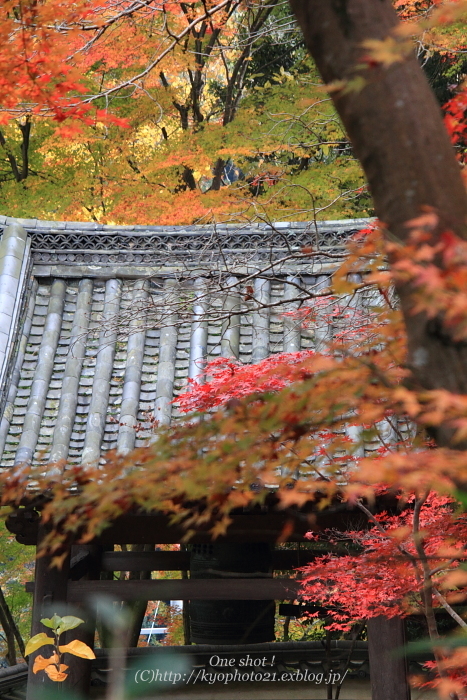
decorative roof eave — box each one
[0,215,370,234]
[0,215,370,277]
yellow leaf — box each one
[25,633,55,657]
[440,570,467,589]
[361,37,412,66]
[325,76,367,95]
[44,664,69,682]
[209,517,232,539]
[33,654,59,674]
[59,640,96,659]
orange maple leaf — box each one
[33,653,59,674]
[44,664,69,682]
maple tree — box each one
[288,0,467,462]
[0,0,369,224]
[300,492,467,695]
[154,229,467,694]
[1,0,467,695]
[1,0,464,224]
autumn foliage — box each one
[300,492,467,695]
[25,614,95,683]
[2,0,467,695]
[1,0,465,222]
[301,493,467,627]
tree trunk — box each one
[0,584,24,664]
[289,0,467,440]
[367,617,411,700]
[19,118,31,181]
[211,158,225,191]
[0,606,16,665]
[182,166,197,191]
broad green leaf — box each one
[40,614,62,630]
[24,633,55,657]
[40,619,55,629]
[56,616,84,634]
[59,640,96,659]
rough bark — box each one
[210,157,225,191]
[367,617,411,700]
[0,585,23,665]
[289,0,467,440]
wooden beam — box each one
[100,549,316,571]
[272,549,316,569]
[98,513,314,544]
[8,495,379,546]
[67,578,301,602]
[26,549,316,591]
[102,550,189,570]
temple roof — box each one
[0,216,368,471]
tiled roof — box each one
[0,214,369,271]
[0,217,369,470]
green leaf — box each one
[56,616,84,634]
[24,633,55,657]
[40,619,55,629]
[40,614,62,630]
[454,489,467,509]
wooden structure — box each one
[0,215,410,699]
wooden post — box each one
[127,544,155,648]
[367,616,411,700]
[64,545,101,696]
[26,531,70,700]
